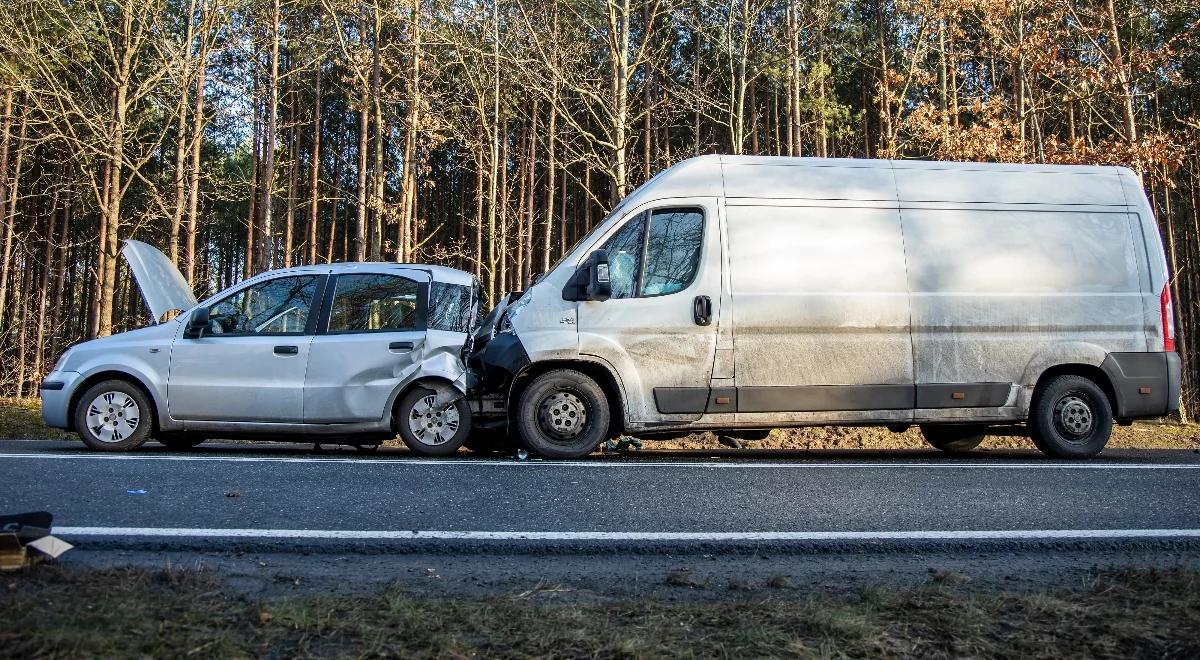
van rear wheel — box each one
[1030,375,1113,458]
[516,370,610,459]
[919,425,987,452]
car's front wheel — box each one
[516,369,610,459]
[73,380,153,451]
[395,387,471,457]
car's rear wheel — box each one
[395,387,471,457]
[919,424,987,452]
[1029,375,1113,458]
[516,369,610,459]
[74,380,153,452]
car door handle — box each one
[274,345,299,355]
[389,341,415,351]
[693,295,712,326]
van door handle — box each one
[389,341,415,351]
[693,295,712,326]
[274,345,299,355]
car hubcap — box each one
[1054,394,1094,439]
[408,395,460,446]
[85,391,140,444]
[539,391,587,440]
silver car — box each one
[41,240,481,455]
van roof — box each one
[628,155,1133,207]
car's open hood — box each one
[121,239,199,322]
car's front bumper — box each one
[40,371,81,429]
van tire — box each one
[73,379,153,452]
[395,387,472,457]
[920,425,986,452]
[516,370,610,459]
[1030,375,1113,458]
[157,434,205,450]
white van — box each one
[475,155,1180,459]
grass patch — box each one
[0,398,75,441]
[2,566,1198,658]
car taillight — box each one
[1161,284,1175,352]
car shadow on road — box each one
[5,438,1191,463]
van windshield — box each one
[544,202,627,276]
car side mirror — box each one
[562,250,611,302]
[183,307,209,339]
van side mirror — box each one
[562,250,611,302]
[183,307,209,339]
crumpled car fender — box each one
[390,348,469,411]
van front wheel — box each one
[919,425,987,452]
[516,370,610,459]
[1030,375,1113,458]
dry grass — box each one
[0,398,75,441]
[654,421,1200,452]
[2,565,1198,658]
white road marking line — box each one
[53,527,1200,541]
[0,452,1199,469]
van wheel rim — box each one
[408,395,460,446]
[1054,394,1094,439]
[85,391,141,444]
[539,391,587,440]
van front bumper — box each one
[40,371,81,429]
[1100,352,1180,419]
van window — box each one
[600,213,646,299]
[599,207,703,299]
[207,275,319,335]
[328,274,420,332]
[642,209,703,296]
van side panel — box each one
[902,207,1146,415]
[726,202,914,420]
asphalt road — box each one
[3,440,1200,552]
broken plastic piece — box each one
[27,536,73,559]
[516,448,529,461]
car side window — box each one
[642,209,704,297]
[600,212,647,299]
[597,207,703,299]
[206,275,319,335]
[328,274,420,332]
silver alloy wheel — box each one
[407,394,460,446]
[538,391,587,440]
[1054,394,1094,439]
[84,391,141,444]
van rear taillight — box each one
[1161,284,1175,352]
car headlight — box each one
[498,291,533,335]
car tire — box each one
[1029,375,1113,458]
[395,387,471,457]
[516,369,610,459]
[73,379,153,452]
[919,425,987,452]
[157,434,205,451]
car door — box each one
[168,274,324,422]
[575,200,721,423]
[303,269,431,423]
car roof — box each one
[260,262,478,287]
